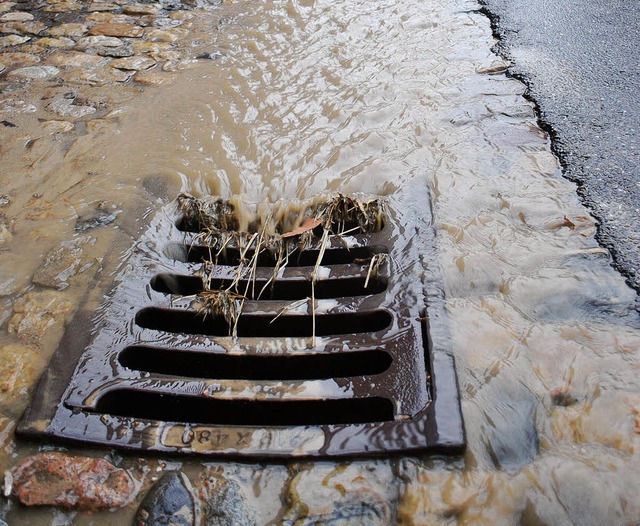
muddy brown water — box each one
[1,0,640,523]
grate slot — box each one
[119,345,392,380]
[94,389,394,425]
[150,273,388,299]
[175,219,385,236]
[135,308,392,337]
[164,243,388,267]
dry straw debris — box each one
[175,193,386,341]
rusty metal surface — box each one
[18,191,465,457]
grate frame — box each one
[18,190,465,457]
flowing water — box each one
[1,0,640,523]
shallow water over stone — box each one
[1,0,640,523]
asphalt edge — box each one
[476,0,640,310]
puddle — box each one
[1,0,640,522]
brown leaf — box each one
[281,217,322,238]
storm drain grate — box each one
[18,193,465,457]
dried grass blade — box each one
[312,228,330,282]
[364,256,376,289]
[269,298,308,324]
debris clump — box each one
[173,193,387,339]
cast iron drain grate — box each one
[18,192,465,457]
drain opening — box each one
[93,390,394,425]
[150,273,388,299]
[136,308,392,337]
[164,243,389,267]
[119,346,392,380]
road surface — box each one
[480,0,640,297]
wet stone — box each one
[43,0,83,7]
[43,2,82,12]
[0,298,11,329]
[0,34,31,46]
[36,36,75,48]
[64,65,131,85]
[17,42,46,54]
[7,65,59,79]
[142,174,172,198]
[85,12,123,23]
[0,251,31,298]
[89,22,144,38]
[87,1,119,11]
[0,343,39,404]
[142,48,179,61]
[0,51,40,66]
[480,378,539,470]
[32,237,95,289]
[152,17,183,28]
[134,69,170,85]
[145,27,183,42]
[133,40,172,54]
[41,119,74,132]
[97,44,133,57]
[100,14,138,23]
[46,51,105,67]
[526,456,630,526]
[110,55,155,71]
[85,117,111,131]
[0,275,19,298]
[48,95,96,118]
[10,452,137,511]
[0,3,16,14]
[282,466,393,526]
[153,48,182,62]
[76,35,123,48]
[0,11,34,21]
[198,470,257,526]
[157,0,182,10]
[123,3,161,15]
[75,201,119,230]
[0,98,36,113]
[46,22,88,37]
[184,0,220,7]
[169,10,194,21]
[197,51,223,60]
[0,21,46,35]
[7,290,75,342]
[78,83,139,107]
[0,227,11,251]
[136,471,199,526]
[162,60,179,72]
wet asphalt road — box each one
[479,0,640,296]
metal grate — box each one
[18,195,465,457]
